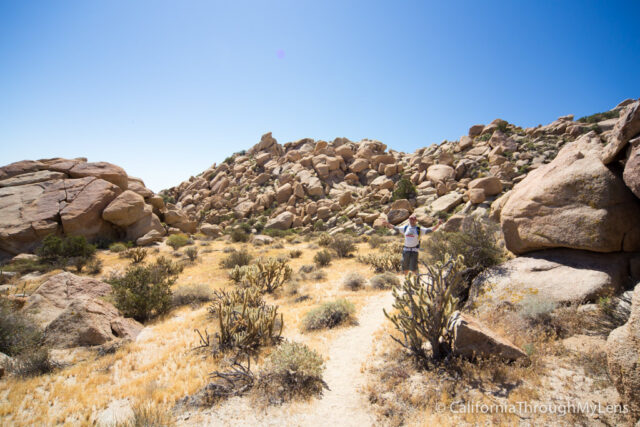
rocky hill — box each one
[163,99,638,242]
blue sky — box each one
[1,0,639,192]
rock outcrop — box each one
[22,272,143,348]
[0,158,170,258]
[468,249,632,309]
[499,132,640,254]
[449,312,528,361]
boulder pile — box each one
[0,157,192,259]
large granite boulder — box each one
[68,161,129,191]
[22,272,113,327]
[102,190,147,227]
[499,133,640,254]
[601,100,640,164]
[449,312,528,361]
[468,249,631,310]
[23,272,143,348]
[623,136,640,199]
[265,212,294,230]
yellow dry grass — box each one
[0,237,386,425]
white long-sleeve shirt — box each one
[393,224,434,251]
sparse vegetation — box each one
[303,299,356,331]
[392,177,417,201]
[313,249,332,267]
[577,110,619,124]
[229,257,292,293]
[219,247,253,269]
[423,218,503,278]
[202,289,283,355]
[109,256,184,322]
[342,272,366,291]
[0,298,55,377]
[166,233,189,250]
[184,246,199,262]
[230,228,250,243]
[369,272,400,290]
[124,247,148,264]
[288,249,302,259]
[109,242,129,253]
[331,235,356,258]
[172,283,214,307]
[255,341,327,403]
[384,254,465,360]
[36,234,96,271]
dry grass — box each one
[363,300,630,426]
[0,238,387,425]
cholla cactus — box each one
[230,257,292,293]
[212,288,283,355]
[384,253,465,360]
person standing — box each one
[383,215,443,275]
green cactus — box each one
[384,253,465,360]
[208,287,283,355]
[229,257,292,293]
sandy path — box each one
[181,292,394,427]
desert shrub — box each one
[12,347,57,377]
[358,252,402,273]
[0,299,55,377]
[256,341,327,402]
[384,254,465,360]
[166,233,189,250]
[577,110,619,124]
[309,270,327,281]
[519,295,557,324]
[284,280,300,296]
[368,235,386,249]
[317,233,333,247]
[299,264,315,274]
[229,257,292,293]
[332,235,356,258]
[231,228,250,243]
[0,298,42,356]
[313,249,332,267]
[289,249,302,259]
[423,218,503,273]
[86,258,103,275]
[342,272,366,291]
[36,234,96,270]
[121,402,175,427]
[392,178,416,201]
[313,219,325,231]
[303,299,355,331]
[185,246,199,262]
[109,242,128,253]
[172,283,214,307]
[369,272,400,290]
[109,256,183,322]
[124,248,147,264]
[219,248,253,269]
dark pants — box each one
[402,250,419,272]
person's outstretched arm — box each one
[421,219,443,235]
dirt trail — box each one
[182,292,394,427]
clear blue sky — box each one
[1,0,639,192]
